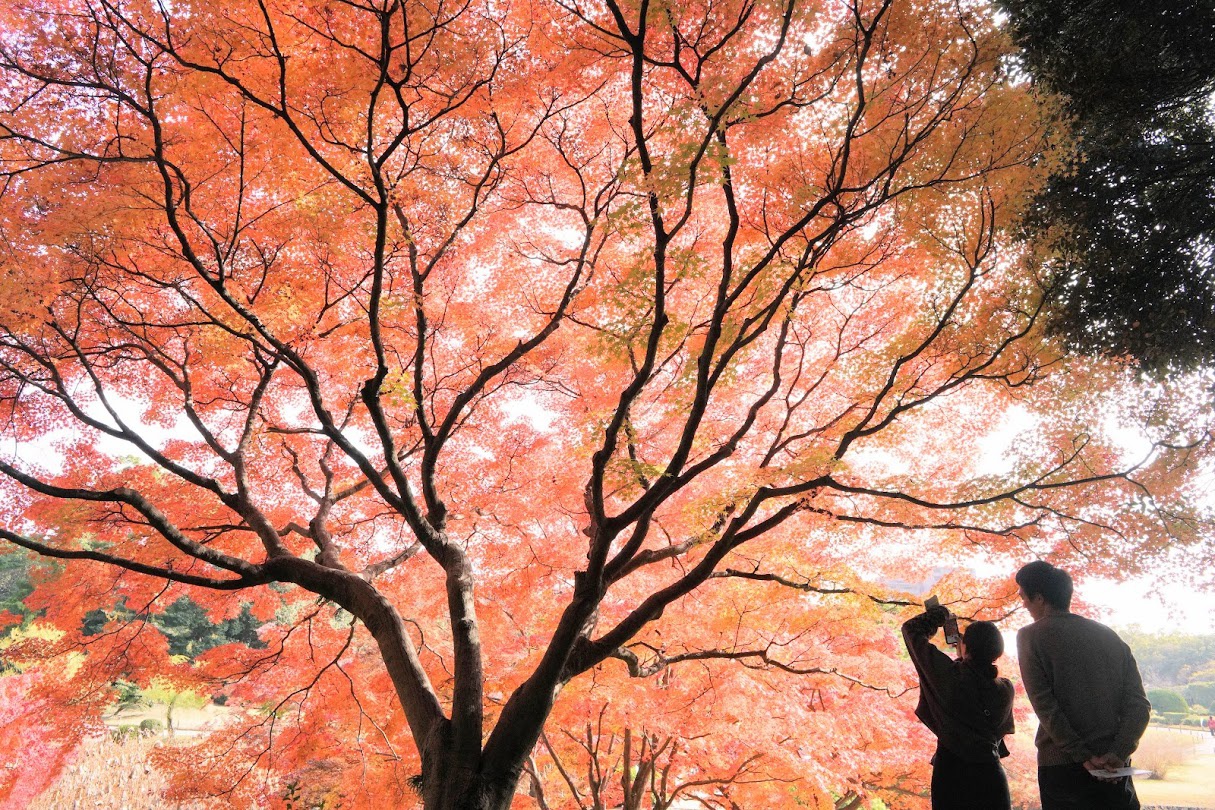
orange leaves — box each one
[0,254,58,334]
[0,0,1210,807]
[0,672,91,807]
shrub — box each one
[109,725,138,743]
[1147,688,1187,713]
[1133,729,1196,780]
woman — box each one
[902,604,1015,810]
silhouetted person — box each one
[903,604,1014,810]
[1016,560,1150,810]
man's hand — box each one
[1084,753,1127,781]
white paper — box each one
[1087,767,1151,778]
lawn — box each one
[1137,729,1215,810]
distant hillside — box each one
[1120,627,1215,716]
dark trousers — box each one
[930,746,1011,810]
[1038,763,1140,810]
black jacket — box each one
[902,610,1015,763]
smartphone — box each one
[925,596,961,645]
[943,613,961,646]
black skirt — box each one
[930,745,1012,810]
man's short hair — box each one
[1015,560,1073,610]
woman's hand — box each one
[924,604,950,627]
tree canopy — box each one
[999,0,1215,374]
[1121,628,1215,688]
[0,0,1211,808]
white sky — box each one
[1086,576,1215,635]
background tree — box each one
[0,0,1211,808]
[1184,682,1215,712]
[1120,628,1215,686]
[0,549,34,634]
[998,0,1215,374]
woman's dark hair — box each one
[963,620,1004,679]
[1015,560,1073,610]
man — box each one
[1015,561,1151,810]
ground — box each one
[26,716,1215,808]
[1137,728,1215,810]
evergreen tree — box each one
[1000,0,1215,374]
[0,550,33,623]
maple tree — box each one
[0,0,1211,808]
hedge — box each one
[1148,688,1188,713]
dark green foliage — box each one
[1184,682,1215,711]
[80,595,267,657]
[156,597,267,657]
[0,551,32,669]
[114,680,145,711]
[157,596,217,657]
[81,607,110,636]
[999,0,1215,124]
[999,0,1215,374]
[1148,687,1189,713]
[80,597,135,637]
[0,549,34,623]
[222,603,266,649]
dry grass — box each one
[1134,728,1215,810]
[1136,728,1204,780]
[1137,752,1215,809]
[29,735,215,810]
[36,727,1212,810]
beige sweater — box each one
[1017,613,1151,766]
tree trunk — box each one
[269,559,529,810]
[418,763,524,810]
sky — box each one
[1087,577,1215,636]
